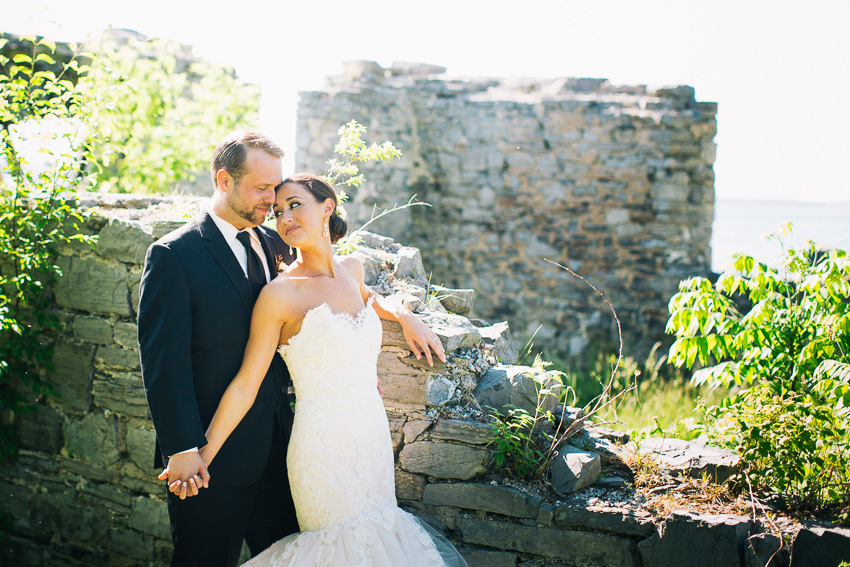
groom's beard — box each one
[227,188,270,226]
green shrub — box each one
[666,238,850,510]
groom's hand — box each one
[157,452,210,500]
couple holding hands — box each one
[138,130,467,566]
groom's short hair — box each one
[210,129,284,187]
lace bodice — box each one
[278,296,382,402]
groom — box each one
[138,129,298,566]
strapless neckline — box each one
[279,295,376,353]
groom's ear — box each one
[216,168,232,193]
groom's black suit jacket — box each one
[138,211,295,486]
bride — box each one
[181,173,468,566]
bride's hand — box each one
[398,313,445,366]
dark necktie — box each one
[235,230,267,299]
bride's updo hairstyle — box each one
[280,173,348,244]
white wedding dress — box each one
[242,297,468,567]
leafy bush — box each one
[0,35,95,462]
[666,238,850,510]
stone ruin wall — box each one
[295,61,718,363]
[2,195,842,567]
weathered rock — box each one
[638,511,752,567]
[110,527,155,562]
[64,412,121,468]
[399,441,489,480]
[356,230,395,249]
[15,403,64,454]
[131,496,170,540]
[113,321,139,349]
[790,526,850,567]
[125,426,157,472]
[429,418,493,445]
[95,345,141,370]
[552,503,654,537]
[478,321,519,365]
[745,532,789,567]
[550,445,602,494]
[402,419,433,443]
[475,364,562,415]
[378,350,430,410]
[30,491,110,543]
[349,248,383,286]
[423,483,541,519]
[394,246,427,282]
[92,372,149,418]
[74,315,114,345]
[394,470,426,501]
[50,340,94,414]
[458,547,518,567]
[421,312,483,353]
[459,517,638,567]
[96,218,155,265]
[429,284,476,315]
[54,255,132,316]
[639,437,741,482]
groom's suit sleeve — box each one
[138,242,207,459]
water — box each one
[711,198,850,272]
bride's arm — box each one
[200,287,287,465]
[341,256,445,365]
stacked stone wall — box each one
[295,62,718,362]
[2,196,847,567]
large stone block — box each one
[92,371,149,418]
[95,345,141,370]
[378,350,429,410]
[459,517,638,567]
[429,284,476,315]
[637,511,752,567]
[790,526,850,567]
[64,412,120,468]
[458,547,518,567]
[394,469,426,501]
[423,483,540,519]
[113,321,139,349]
[475,364,562,415]
[131,496,171,540]
[550,445,601,494]
[110,527,155,562]
[429,418,493,446]
[478,321,519,365]
[552,504,655,537]
[74,315,114,345]
[638,437,740,483]
[50,339,94,414]
[55,255,132,316]
[126,425,157,472]
[400,441,490,480]
[96,218,155,265]
[30,490,110,544]
[15,402,65,454]
[745,532,789,567]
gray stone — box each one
[550,445,602,494]
[110,527,155,561]
[430,284,476,315]
[356,230,395,248]
[349,248,383,285]
[553,504,654,537]
[131,496,171,540]
[126,426,157,471]
[55,254,132,316]
[50,340,94,414]
[459,547,518,567]
[400,442,490,480]
[475,364,563,416]
[95,344,141,370]
[596,476,628,489]
[423,483,541,518]
[113,321,138,349]
[638,511,752,567]
[128,266,142,316]
[426,374,457,405]
[30,491,110,543]
[15,403,64,454]
[97,218,155,265]
[459,517,638,567]
[745,532,789,567]
[92,372,149,418]
[394,470,426,501]
[429,418,493,445]
[395,246,427,282]
[64,412,121,467]
[378,350,430,410]
[74,315,114,345]
[478,321,519,365]
[403,419,433,443]
[790,526,850,567]
[421,312,483,353]
[638,437,741,482]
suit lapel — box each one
[255,225,296,277]
[198,212,254,309]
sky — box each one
[6,0,850,204]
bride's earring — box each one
[322,220,329,238]
[289,246,293,256]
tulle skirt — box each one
[241,505,468,567]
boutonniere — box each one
[275,254,285,274]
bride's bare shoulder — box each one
[337,255,364,281]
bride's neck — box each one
[294,242,336,278]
